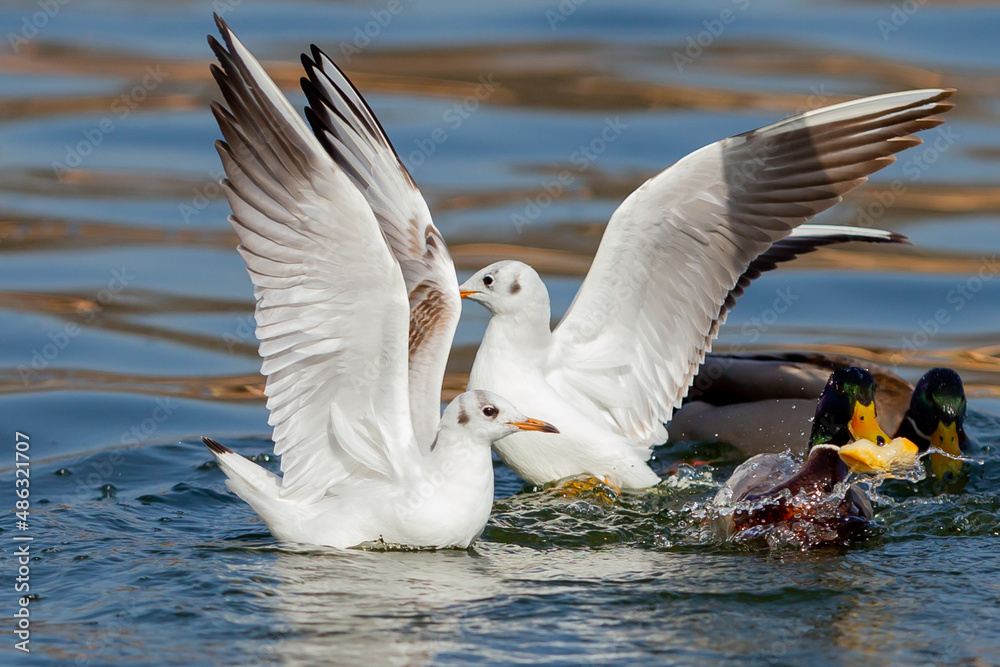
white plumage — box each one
[203,17,558,548]
[203,15,954,497]
[461,89,954,488]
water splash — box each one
[861,455,928,487]
[656,463,719,492]
[706,477,872,550]
[920,447,984,467]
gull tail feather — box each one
[203,437,285,521]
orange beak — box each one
[459,290,479,299]
[509,417,559,434]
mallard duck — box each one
[670,354,969,487]
[711,367,918,546]
[895,367,970,490]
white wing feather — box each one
[550,89,955,449]
[210,17,416,503]
[298,48,461,451]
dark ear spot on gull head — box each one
[510,280,521,295]
[457,408,469,425]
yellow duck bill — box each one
[848,400,892,444]
[929,421,963,480]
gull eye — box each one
[483,275,494,288]
[482,405,497,418]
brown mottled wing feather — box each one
[299,46,460,450]
[209,17,417,501]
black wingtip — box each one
[208,99,227,119]
[207,34,228,63]
[214,12,229,36]
[202,437,233,455]
[213,13,238,55]
[889,231,913,246]
[208,61,226,83]
[310,44,325,66]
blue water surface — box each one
[1,0,999,664]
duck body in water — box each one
[673,354,970,490]
[711,367,919,547]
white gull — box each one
[460,89,954,488]
[201,17,558,549]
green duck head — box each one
[808,367,918,477]
[808,367,891,449]
[897,367,968,484]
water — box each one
[2,0,1000,664]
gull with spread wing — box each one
[201,17,558,549]
[270,22,943,490]
[460,89,954,489]
[201,16,952,495]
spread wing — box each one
[209,16,416,503]
[549,89,955,448]
[298,46,461,451]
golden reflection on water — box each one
[4,34,1000,117]
[2,29,999,408]
[2,235,1000,402]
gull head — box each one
[459,260,549,317]
[441,390,559,445]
